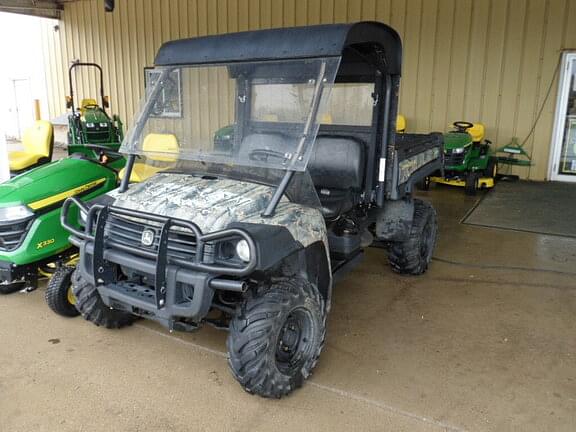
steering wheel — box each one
[248,148,287,162]
[453,121,474,132]
[81,144,124,164]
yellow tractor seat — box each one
[467,123,485,143]
[9,120,54,173]
[119,133,179,182]
[80,98,99,112]
[396,114,406,133]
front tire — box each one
[227,278,325,398]
[45,266,80,317]
[465,172,479,196]
[388,199,438,275]
[484,157,498,178]
[72,270,136,329]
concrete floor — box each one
[1,186,575,431]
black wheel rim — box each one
[275,308,315,374]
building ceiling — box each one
[0,0,79,20]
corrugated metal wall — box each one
[40,0,576,180]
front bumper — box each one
[0,247,76,285]
[63,198,257,329]
[0,260,30,283]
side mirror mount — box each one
[103,96,110,108]
[65,96,73,109]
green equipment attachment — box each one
[496,137,532,167]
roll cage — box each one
[67,62,109,114]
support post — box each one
[0,126,8,182]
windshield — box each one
[121,57,340,172]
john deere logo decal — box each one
[141,229,155,247]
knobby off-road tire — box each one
[227,278,326,398]
[72,270,136,329]
[388,199,438,275]
[45,266,80,317]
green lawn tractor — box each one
[66,62,124,158]
[0,155,120,309]
[0,62,126,317]
[428,121,498,195]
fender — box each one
[375,198,414,242]
[229,223,332,310]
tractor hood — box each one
[81,107,110,124]
[0,158,116,211]
[110,173,326,247]
[443,132,472,150]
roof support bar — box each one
[262,61,327,218]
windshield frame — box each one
[120,57,341,173]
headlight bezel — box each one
[0,205,34,225]
[215,238,252,264]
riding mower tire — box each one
[484,157,498,179]
[72,270,136,329]
[465,172,479,196]
[0,282,25,295]
[45,266,80,318]
[388,199,438,275]
[227,278,325,398]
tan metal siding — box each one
[41,0,576,180]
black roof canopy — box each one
[154,22,402,76]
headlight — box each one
[235,239,251,263]
[86,122,95,128]
[217,239,251,263]
[452,147,465,154]
[0,205,33,223]
[99,122,108,128]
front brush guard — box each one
[61,197,257,316]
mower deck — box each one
[430,175,495,189]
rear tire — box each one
[465,172,479,196]
[45,266,80,317]
[227,278,325,398]
[72,270,136,329]
[388,199,438,275]
[415,177,430,191]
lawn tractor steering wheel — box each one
[249,148,287,163]
[453,121,474,132]
[81,144,123,163]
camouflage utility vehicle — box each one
[62,22,443,397]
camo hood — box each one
[108,173,328,249]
